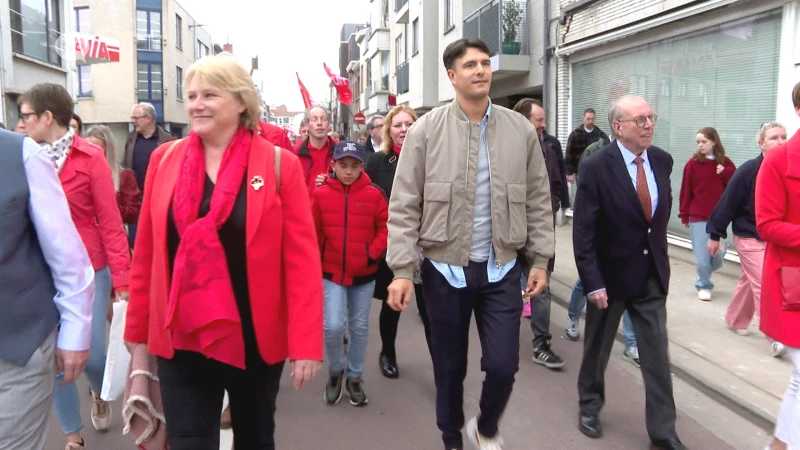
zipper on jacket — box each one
[484,127,501,268]
[342,188,350,285]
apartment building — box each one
[2,0,77,126]
[388,0,440,115]
[551,0,800,238]
[72,0,214,147]
[355,0,392,120]
[337,23,366,137]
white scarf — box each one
[42,129,75,173]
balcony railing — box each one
[397,61,409,95]
[137,34,163,51]
[463,0,529,56]
[396,0,408,12]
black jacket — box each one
[566,126,608,176]
[365,149,398,199]
[573,142,673,300]
[544,132,569,208]
[706,154,763,241]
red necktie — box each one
[634,156,652,221]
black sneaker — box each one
[324,371,344,405]
[532,343,566,370]
[345,378,368,406]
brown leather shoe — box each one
[220,405,232,430]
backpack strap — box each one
[274,146,282,195]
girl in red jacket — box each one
[312,140,389,407]
[679,127,736,301]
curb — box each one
[548,277,778,433]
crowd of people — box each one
[0,37,798,450]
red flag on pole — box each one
[296,72,314,109]
[323,63,353,105]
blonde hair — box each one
[85,125,120,192]
[184,53,261,130]
[380,105,418,154]
[757,121,785,143]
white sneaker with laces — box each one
[698,289,712,301]
[466,417,504,450]
[771,342,787,358]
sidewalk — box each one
[549,223,792,431]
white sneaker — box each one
[698,289,712,301]
[771,342,787,358]
[466,417,504,450]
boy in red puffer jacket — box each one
[311,140,388,407]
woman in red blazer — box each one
[123,54,323,449]
[19,84,131,449]
[84,125,141,225]
[757,84,800,450]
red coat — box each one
[61,135,131,288]
[117,168,141,224]
[312,172,388,286]
[679,156,736,224]
[124,133,324,364]
[755,130,800,348]
[258,121,293,151]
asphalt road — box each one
[44,298,759,450]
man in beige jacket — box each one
[386,38,555,450]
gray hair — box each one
[133,102,157,120]
[300,118,309,127]
[85,125,120,192]
[303,106,329,122]
[366,114,384,131]
[758,121,785,143]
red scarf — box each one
[393,142,402,155]
[165,127,251,369]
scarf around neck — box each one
[393,142,402,156]
[165,127,252,369]
[42,129,74,173]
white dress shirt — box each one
[23,137,95,352]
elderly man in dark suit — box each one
[572,95,685,450]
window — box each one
[175,14,182,49]
[10,0,61,65]
[395,35,405,65]
[412,19,419,55]
[136,9,162,51]
[444,0,454,30]
[196,40,209,59]
[77,65,92,98]
[75,7,91,97]
[176,66,183,99]
[137,63,163,101]
[75,7,90,33]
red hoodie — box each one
[311,171,389,286]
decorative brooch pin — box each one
[250,175,264,191]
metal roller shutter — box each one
[570,10,782,238]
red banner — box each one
[323,63,353,106]
[296,72,314,109]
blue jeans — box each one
[54,266,111,435]
[689,221,725,290]
[567,278,637,349]
[323,279,375,379]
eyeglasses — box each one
[370,123,384,130]
[130,116,146,121]
[617,114,658,127]
[18,112,37,122]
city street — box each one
[45,293,765,449]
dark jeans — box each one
[157,351,285,450]
[577,271,677,443]
[421,259,522,449]
[415,283,433,357]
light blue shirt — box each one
[618,140,659,216]
[588,141,659,297]
[431,101,517,288]
[22,137,96,352]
